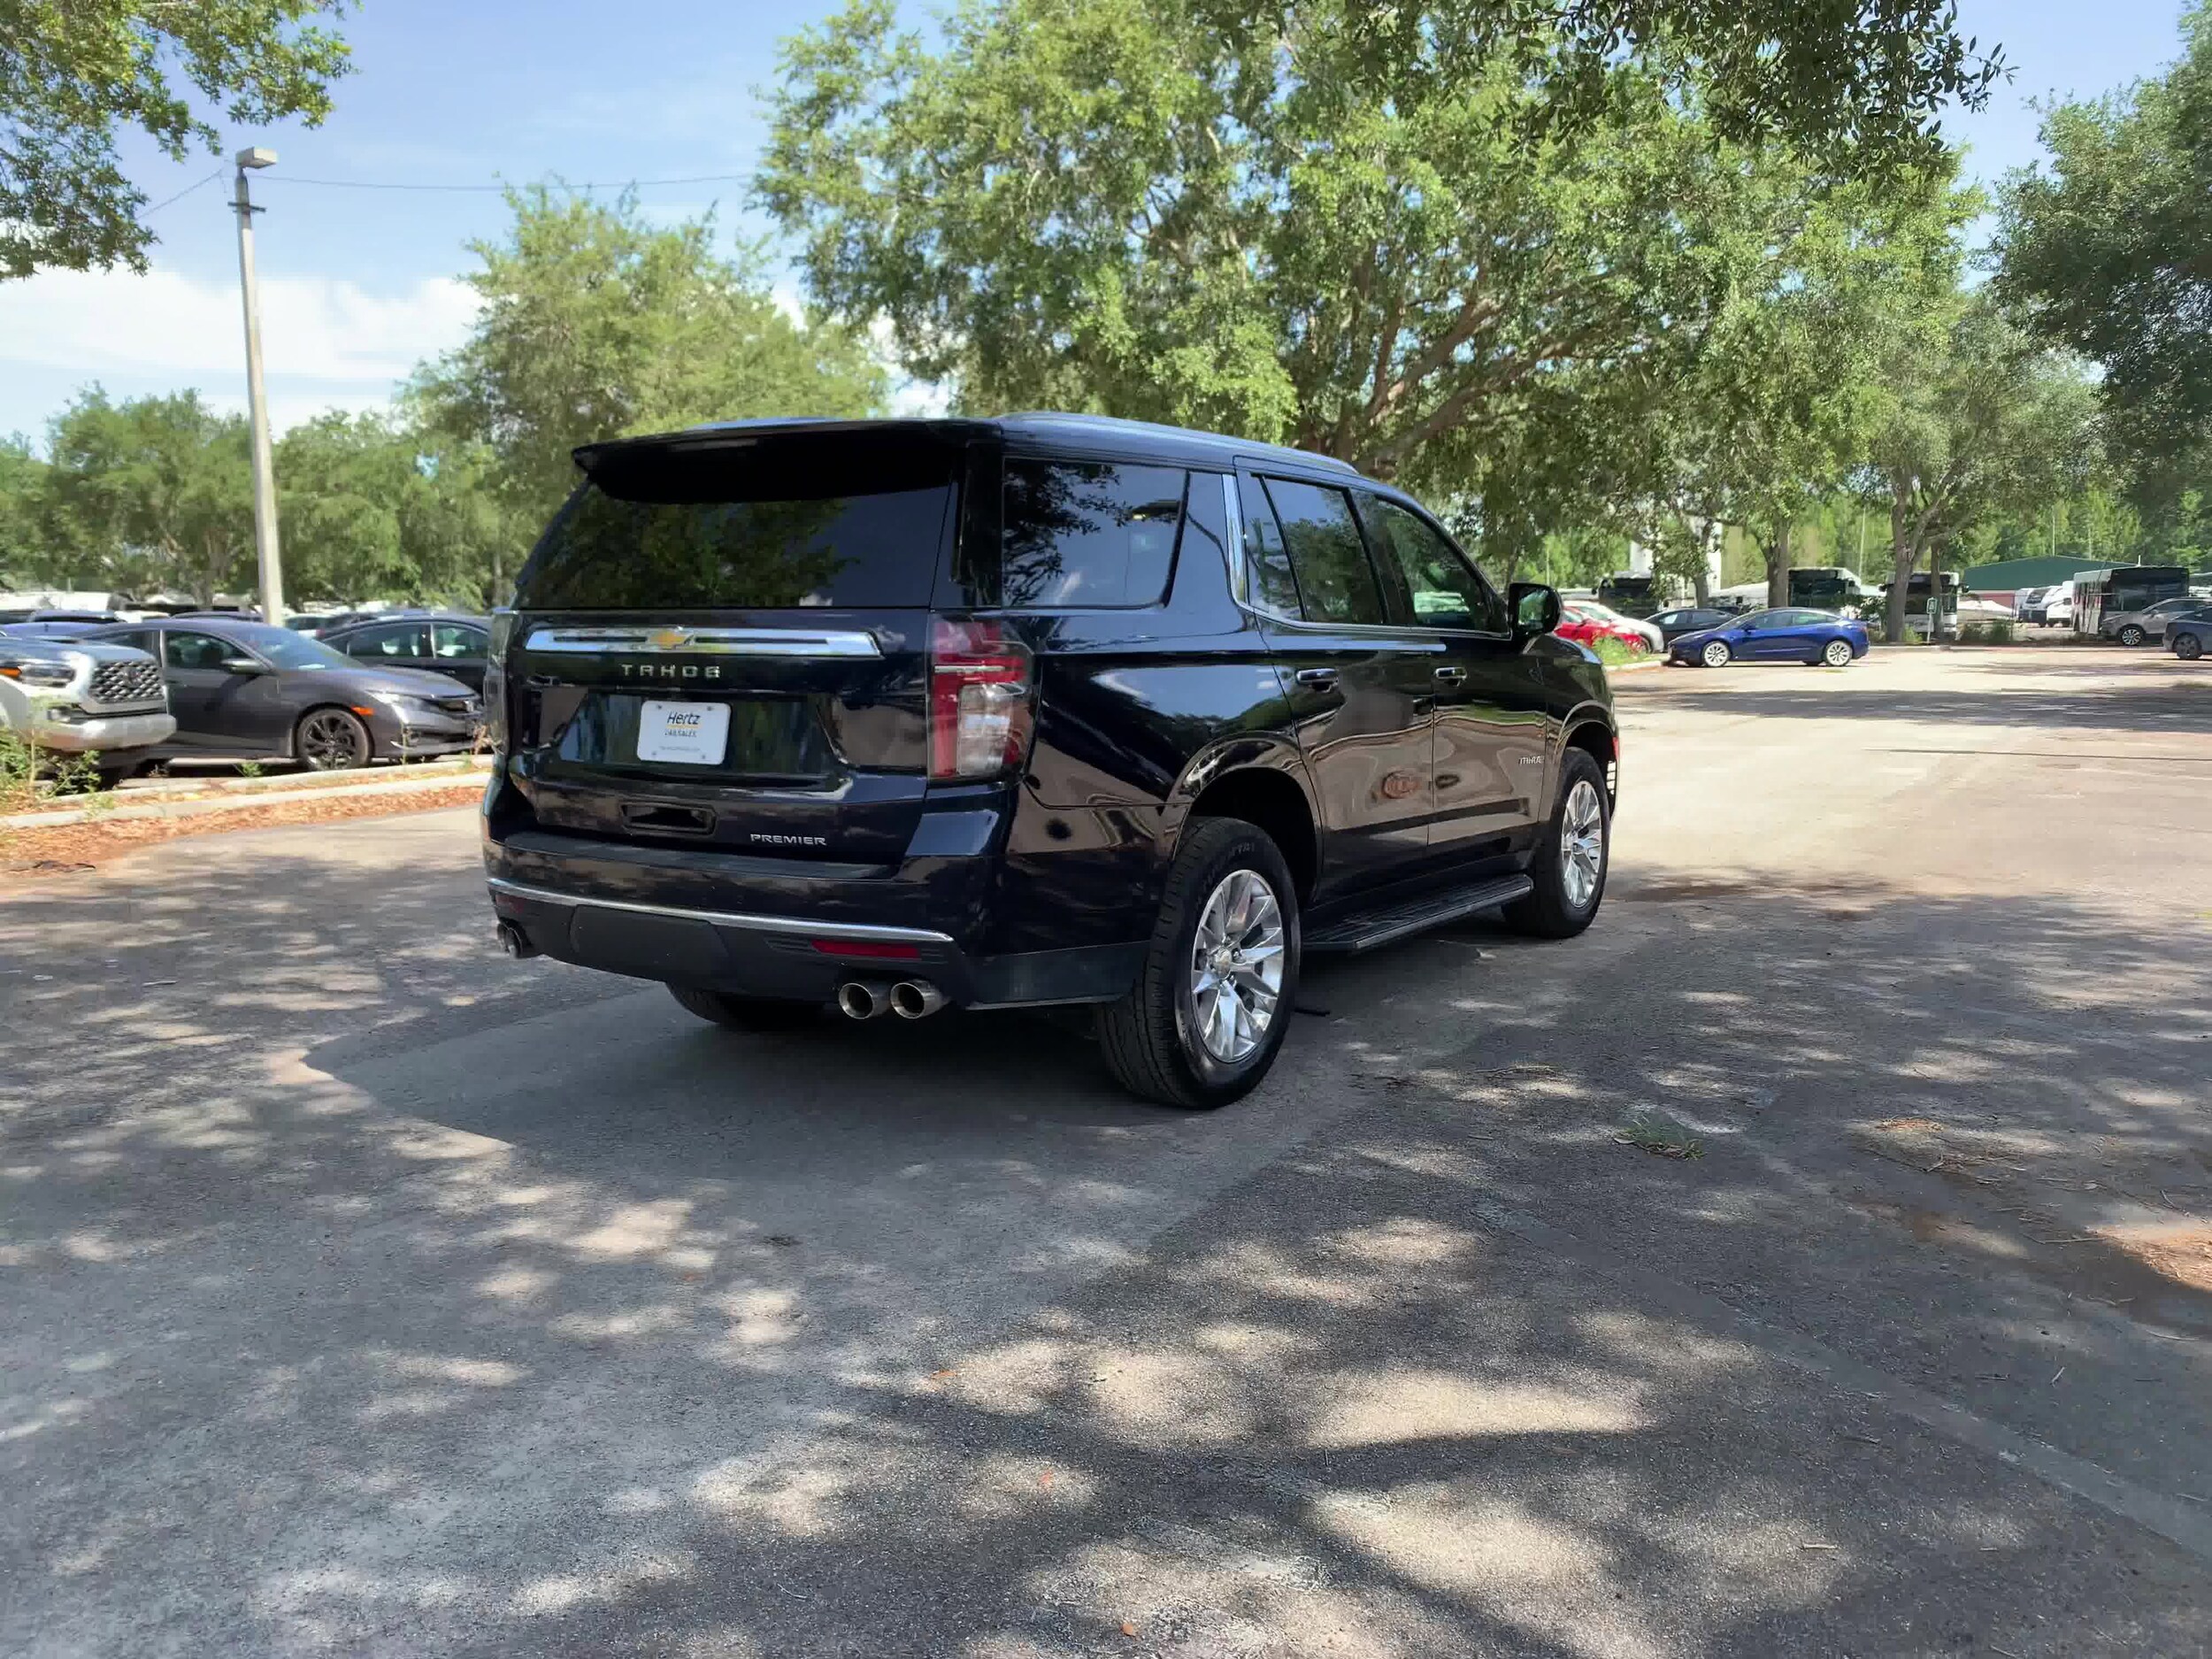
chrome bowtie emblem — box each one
[645,627,695,649]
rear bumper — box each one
[482,830,1143,1010]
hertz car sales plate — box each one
[635,699,731,765]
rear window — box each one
[1001,459,1185,608]
[516,439,956,611]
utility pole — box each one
[232,147,285,624]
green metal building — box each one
[1955,556,2116,595]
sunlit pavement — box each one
[4,645,2208,1656]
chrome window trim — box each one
[486,877,954,944]
[522,626,881,658]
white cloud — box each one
[0,265,480,437]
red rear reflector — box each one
[810,940,921,960]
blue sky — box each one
[0,0,2193,444]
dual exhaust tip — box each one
[837,979,947,1021]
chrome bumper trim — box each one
[485,876,955,945]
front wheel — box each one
[1504,749,1610,940]
[2119,625,2147,647]
[1822,638,1854,668]
[296,707,372,771]
[1098,817,1300,1110]
[1700,640,1732,669]
[2178,634,2204,662]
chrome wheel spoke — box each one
[1189,866,1286,1064]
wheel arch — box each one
[1559,708,1619,805]
[1167,738,1320,906]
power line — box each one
[144,168,227,213]
[258,172,750,194]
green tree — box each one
[40,388,253,603]
[759,0,1995,505]
[2,0,351,278]
[0,434,48,588]
[276,411,524,607]
[1862,297,2101,641]
[1994,4,2212,502]
[1646,157,1975,610]
[412,188,887,532]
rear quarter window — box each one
[1001,459,1187,608]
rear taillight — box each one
[482,609,514,752]
[928,616,1033,780]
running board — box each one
[1303,874,1534,957]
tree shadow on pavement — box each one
[3,826,2210,1655]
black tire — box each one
[1504,749,1610,941]
[296,706,372,771]
[1699,639,1732,668]
[1097,816,1301,1110]
[667,985,825,1031]
[2177,633,2204,662]
[2119,625,2147,647]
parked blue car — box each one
[1668,607,1870,669]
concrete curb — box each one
[118,754,492,801]
[3,765,488,831]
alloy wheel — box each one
[1560,779,1605,910]
[1823,639,1852,667]
[1189,868,1286,1064]
[298,710,368,770]
[1701,641,1731,668]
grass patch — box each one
[1613,1109,1705,1160]
[1590,637,1652,668]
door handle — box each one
[1432,665,1467,685]
[1294,667,1340,688]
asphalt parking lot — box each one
[4,645,2208,1657]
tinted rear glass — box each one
[1002,459,1185,608]
[517,439,956,611]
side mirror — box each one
[1509,582,1561,640]
[220,656,268,675]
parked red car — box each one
[1556,602,1655,655]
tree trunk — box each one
[1764,524,1791,609]
[1928,538,1948,642]
[1882,488,1916,645]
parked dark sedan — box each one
[321,612,491,692]
[1647,605,1741,645]
[1668,607,1870,668]
[83,616,480,768]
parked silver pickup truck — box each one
[0,638,176,784]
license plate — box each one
[635,699,730,765]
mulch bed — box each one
[1,783,485,880]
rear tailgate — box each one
[501,429,969,866]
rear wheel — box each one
[296,707,371,771]
[1099,817,1299,1110]
[2178,633,2204,662]
[1821,638,1854,667]
[668,986,825,1032]
[1504,749,1610,940]
[2119,624,2147,647]
[1700,640,1732,668]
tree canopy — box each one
[1,0,352,278]
[1994,4,2212,505]
[411,188,887,530]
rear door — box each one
[1240,469,1436,895]
[1357,493,1547,851]
[503,430,964,865]
[336,621,434,676]
[429,621,488,690]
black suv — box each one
[482,414,1617,1107]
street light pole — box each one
[231,146,285,624]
